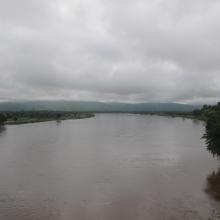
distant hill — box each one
[0,101,200,112]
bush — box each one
[0,113,7,124]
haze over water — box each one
[0,114,219,220]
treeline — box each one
[141,103,220,157]
[0,101,197,112]
[194,103,220,157]
[0,111,94,125]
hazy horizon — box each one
[0,99,205,106]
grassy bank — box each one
[0,111,95,125]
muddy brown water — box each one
[0,114,219,220]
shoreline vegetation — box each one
[0,111,95,125]
[140,111,204,121]
[140,104,219,123]
[142,103,220,202]
[1,103,220,202]
[1,103,220,200]
[0,103,219,157]
[143,102,220,153]
[142,103,220,158]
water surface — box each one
[0,114,219,219]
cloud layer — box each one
[0,0,220,103]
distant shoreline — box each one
[139,112,205,121]
[2,111,203,125]
[6,116,95,125]
[2,112,95,125]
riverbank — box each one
[140,112,205,121]
[1,111,95,125]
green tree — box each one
[202,103,220,157]
[0,113,7,124]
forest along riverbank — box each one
[141,102,220,157]
[142,103,220,202]
[140,102,220,122]
[0,111,95,125]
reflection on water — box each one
[56,120,61,125]
[0,125,6,136]
[206,168,220,201]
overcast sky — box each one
[0,0,220,103]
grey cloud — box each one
[0,0,220,103]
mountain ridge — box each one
[0,101,200,112]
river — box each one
[0,114,219,219]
